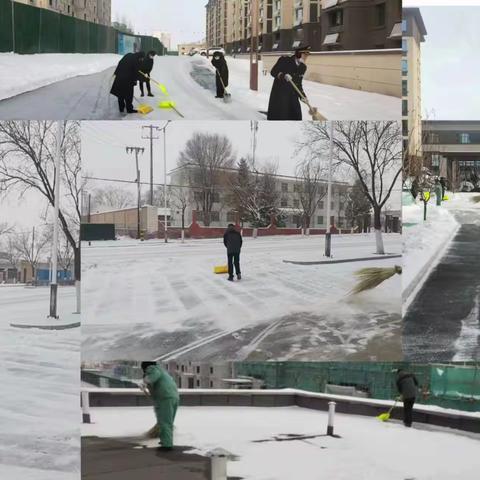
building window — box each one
[329,9,343,27]
[210,366,214,374]
[402,38,407,53]
[429,133,440,144]
[317,216,324,225]
[196,366,200,374]
[318,201,324,209]
[293,199,300,208]
[194,191,203,202]
[402,80,408,96]
[281,198,288,207]
[212,192,220,203]
[210,381,213,387]
[210,211,220,222]
[226,211,236,222]
[401,19,407,32]
[374,3,386,27]
[401,59,408,75]
[402,100,408,116]
[459,133,471,144]
[281,182,288,192]
[402,120,408,137]
[196,379,200,387]
[431,154,441,167]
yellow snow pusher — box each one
[377,398,400,422]
[214,265,229,274]
[133,96,154,115]
[139,71,185,118]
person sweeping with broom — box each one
[267,44,320,121]
[141,361,179,450]
[211,51,229,99]
[396,369,418,428]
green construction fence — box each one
[0,0,164,55]
[235,362,480,412]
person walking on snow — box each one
[223,223,242,281]
[439,176,447,199]
[138,50,157,97]
[434,178,443,206]
[267,44,311,121]
[141,361,179,450]
[111,51,145,114]
[211,51,229,99]
[396,369,418,428]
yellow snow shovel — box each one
[377,398,400,422]
[287,78,326,121]
[133,96,154,115]
[214,265,229,274]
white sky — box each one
[111,0,206,48]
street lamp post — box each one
[160,121,172,243]
[250,0,259,91]
[325,122,334,258]
[49,121,63,319]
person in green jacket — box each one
[141,361,180,450]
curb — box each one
[10,321,80,330]
[283,254,402,266]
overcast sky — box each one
[111,0,206,48]
[404,1,480,119]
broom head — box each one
[145,423,159,438]
[377,412,391,422]
[309,107,327,121]
[159,100,177,109]
[350,266,402,295]
[214,265,229,274]
[223,92,232,103]
[137,104,154,115]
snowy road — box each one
[404,196,480,362]
[0,286,80,479]
[82,234,402,362]
[83,406,480,480]
[0,56,400,121]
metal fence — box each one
[0,0,164,55]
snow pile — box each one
[83,406,480,480]
[0,53,121,101]
[444,192,480,211]
[190,55,400,120]
[403,200,459,304]
[0,287,80,479]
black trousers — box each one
[227,252,240,278]
[403,398,415,427]
[139,79,152,95]
[216,77,225,97]
[117,89,134,113]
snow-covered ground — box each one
[82,234,402,361]
[0,52,120,101]
[83,405,480,480]
[0,54,400,120]
[0,286,80,479]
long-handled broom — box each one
[214,69,232,103]
[287,78,327,121]
[138,382,160,438]
[377,397,401,422]
[138,71,185,118]
[350,265,402,295]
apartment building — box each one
[15,0,111,25]
[402,8,427,176]
[169,165,349,230]
[207,0,402,53]
[422,121,480,189]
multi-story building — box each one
[169,165,349,229]
[14,0,111,25]
[207,0,402,53]
[402,7,427,177]
[178,40,207,56]
[422,121,480,190]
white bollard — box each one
[81,391,91,424]
[327,401,336,436]
[253,228,258,239]
[181,229,185,243]
[207,448,236,480]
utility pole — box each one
[49,121,63,319]
[142,125,161,206]
[325,122,333,258]
[11,0,15,53]
[251,120,258,168]
[250,0,259,91]
[31,226,35,284]
[126,147,145,239]
[159,121,172,243]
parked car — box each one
[207,47,225,57]
[200,49,207,56]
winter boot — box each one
[227,276,234,282]
[148,92,154,97]
[237,274,242,280]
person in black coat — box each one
[110,51,145,113]
[396,369,419,427]
[223,224,242,281]
[211,51,229,99]
[138,50,156,97]
[267,44,311,121]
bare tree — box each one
[93,185,135,211]
[344,179,372,231]
[57,233,74,281]
[0,222,12,237]
[178,132,235,226]
[295,158,327,229]
[170,186,189,234]
[9,228,50,285]
[0,121,82,309]
[299,121,402,254]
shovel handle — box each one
[287,78,324,120]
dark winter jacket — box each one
[212,53,229,87]
[223,228,243,254]
[139,56,154,81]
[110,52,144,98]
[396,371,418,400]
[267,55,307,121]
